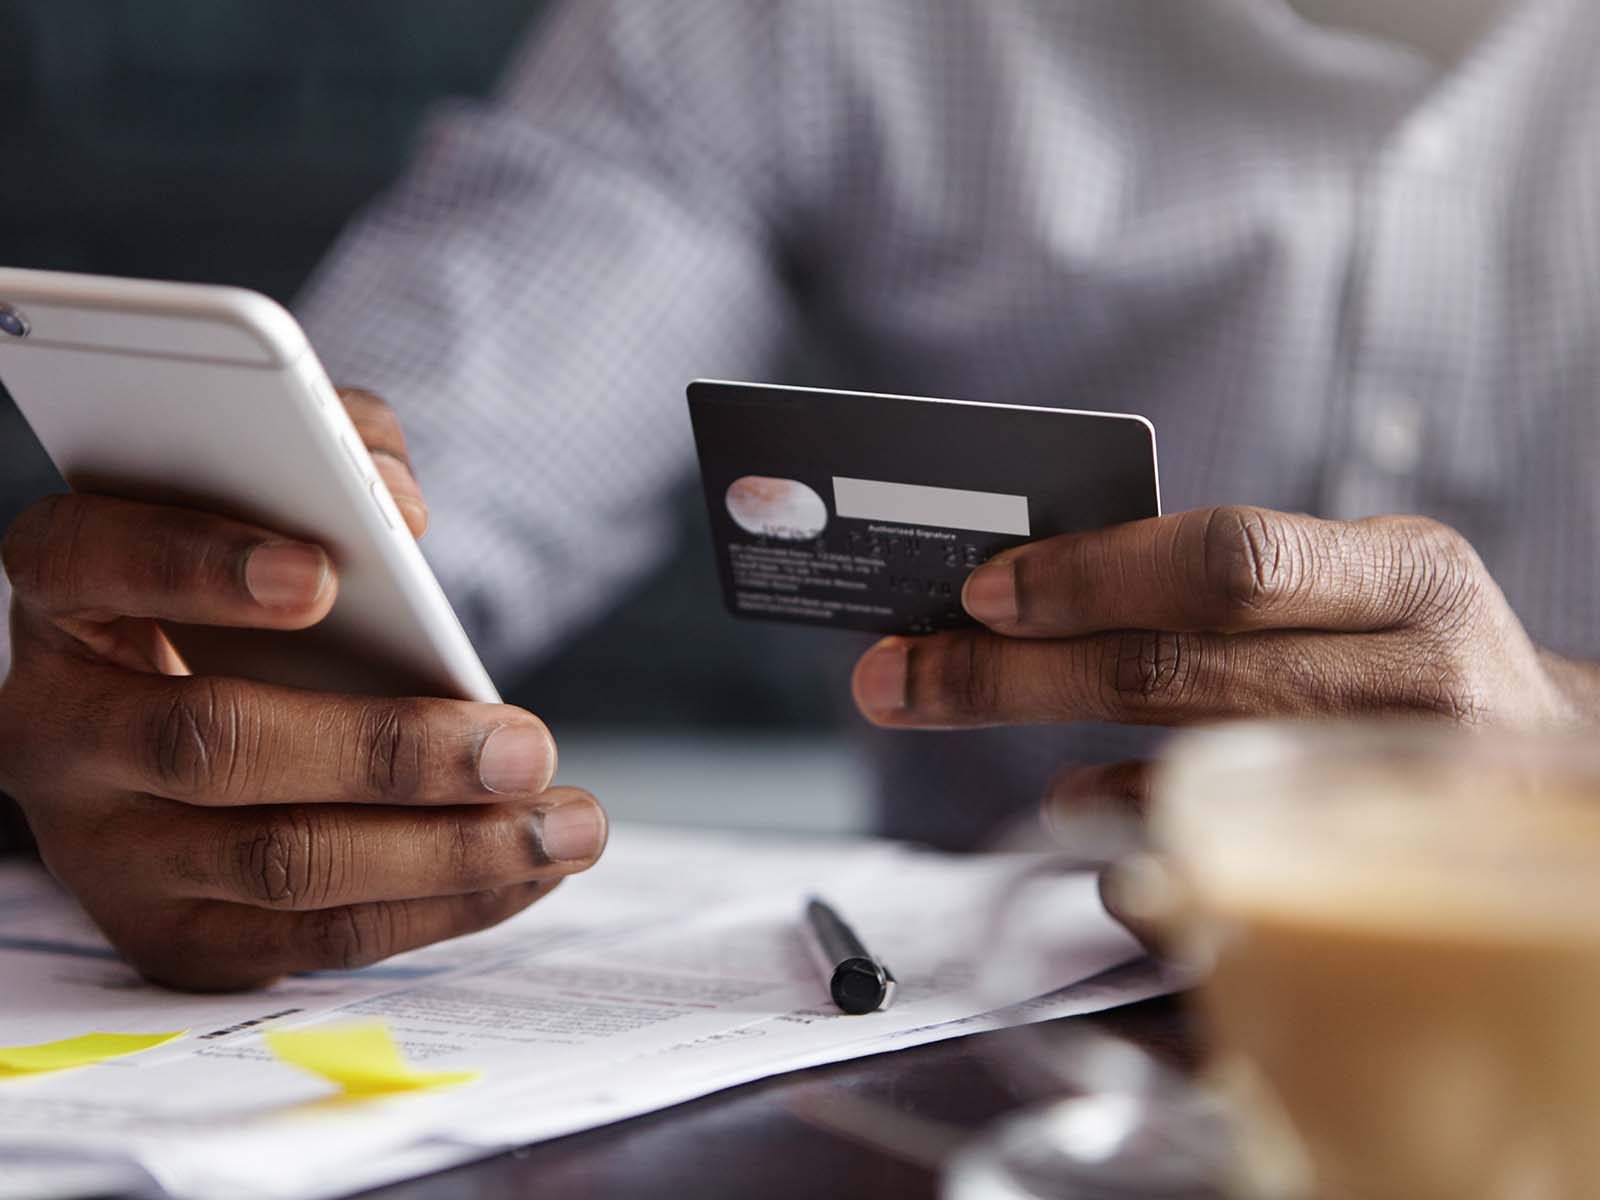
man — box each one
[3,0,1599,989]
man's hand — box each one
[851,506,1585,817]
[0,389,606,991]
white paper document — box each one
[0,825,1170,1200]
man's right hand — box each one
[0,398,606,992]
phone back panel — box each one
[0,268,499,703]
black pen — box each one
[801,896,897,1015]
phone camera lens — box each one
[0,304,29,339]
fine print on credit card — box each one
[686,381,1162,637]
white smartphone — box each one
[0,267,499,703]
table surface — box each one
[359,996,1199,1200]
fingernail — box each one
[373,455,420,505]
[395,496,428,528]
[245,542,330,610]
[963,559,1018,627]
[370,451,410,484]
[1040,783,1084,847]
[478,723,555,794]
[856,640,910,717]
[534,799,607,863]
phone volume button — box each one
[368,478,399,531]
[341,435,372,478]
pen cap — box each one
[831,957,888,1015]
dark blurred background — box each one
[0,0,845,737]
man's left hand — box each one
[850,506,1586,815]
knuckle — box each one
[447,808,501,879]
[1400,663,1489,726]
[353,700,436,802]
[451,815,479,881]
[1363,633,1488,726]
[230,808,347,909]
[146,515,223,600]
[141,679,259,801]
[1198,506,1298,621]
[1279,646,1335,711]
[310,903,397,971]
[1104,630,1197,715]
[932,636,1000,720]
[1009,545,1067,627]
[1409,515,1471,559]
[1395,519,1486,629]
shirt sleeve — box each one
[294,0,799,676]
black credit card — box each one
[686,381,1161,636]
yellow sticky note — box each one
[264,1022,478,1098]
[0,1031,185,1077]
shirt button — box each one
[1365,399,1426,475]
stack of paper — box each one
[0,825,1168,1200]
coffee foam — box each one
[1173,784,1600,943]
